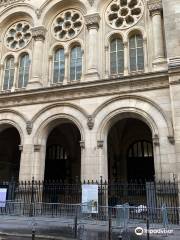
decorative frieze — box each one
[31,26,47,41]
[85,13,101,30]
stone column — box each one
[148,0,166,70]
[12,62,18,90]
[124,41,128,75]
[48,55,53,86]
[0,63,4,90]
[85,13,101,81]
[104,45,109,78]
[64,51,69,84]
[27,26,47,89]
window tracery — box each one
[52,9,83,41]
[106,0,144,30]
[4,21,32,51]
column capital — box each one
[85,13,101,30]
[31,26,47,41]
[148,0,163,16]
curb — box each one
[0,232,75,240]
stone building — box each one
[0,0,179,183]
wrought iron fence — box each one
[0,178,179,218]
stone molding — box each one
[26,121,33,135]
[87,115,94,130]
[31,26,47,41]
[153,134,159,146]
[168,57,180,70]
[85,13,101,30]
[19,145,23,151]
[97,140,104,149]
[88,0,95,6]
[0,0,25,6]
[148,0,163,15]
[168,136,175,145]
[34,144,41,152]
[80,141,85,149]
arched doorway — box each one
[108,118,155,182]
[44,122,81,182]
[0,124,21,180]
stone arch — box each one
[94,95,173,141]
[0,4,36,28]
[93,95,175,181]
[0,109,27,144]
[33,104,87,145]
[40,0,87,27]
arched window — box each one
[18,53,30,88]
[53,48,65,83]
[110,38,124,75]
[128,141,153,158]
[70,45,82,81]
[129,34,144,72]
[3,56,15,90]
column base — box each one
[27,78,43,90]
[152,58,168,71]
[85,71,100,81]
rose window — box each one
[52,9,83,41]
[5,21,32,50]
[106,0,144,29]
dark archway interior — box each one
[108,118,155,182]
[0,126,21,180]
[45,122,81,181]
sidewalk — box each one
[0,215,180,240]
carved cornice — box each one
[148,0,162,15]
[85,13,101,30]
[31,26,47,41]
[0,71,169,109]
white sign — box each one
[0,188,7,207]
[82,184,98,213]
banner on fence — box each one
[82,184,98,213]
[0,188,7,207]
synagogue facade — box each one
[0,0,179,183]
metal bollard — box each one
[32,227,35,240]
[108,217,112,240]
[146,217,150,240]
[74,215,78,238]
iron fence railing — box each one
[0,179,179,213]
